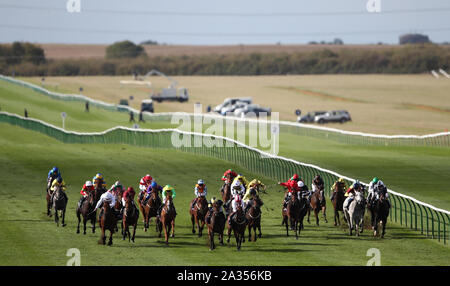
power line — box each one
[1,3,450,17]
[1,24,449,38]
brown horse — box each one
[98,200,117,246]
[369,190,390,238]
[158,196,176,244]
[206,200,226,251]
[52,185,68,227]
[122,197,139,243]
[282,192,302,239]
[308,189,328,226]
[76,189,97,234]
[220,179,232,216]
[227,204,247,250]
[245,195,263,242]
[190,196,208,237]
[331,182,346,226]
[143,190,161,233]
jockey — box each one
[92,173,107,189]
[311,174,325,193]
[371,180,390,208]
[109,180,124,194]
[50,176,68,204]
[228,194,247,224]
[232,174,249,189]
[330,178,347,201]
[142,181,162,206]
[343,180,362,210]
[121,186,137,215]
[231,180,246,197]
[94,186,119,218]
[367,177,379,203]
[298,181,310,201]
[247,179,266,193]
[190,179,207,210]
[158,185,177,217]
[47,166,61,190]
[279,174,301,208]
[243,188,258,213]
[221,169,238,182]
[138,174,153,201]
[78,180,94,208]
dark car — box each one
[298,111,327,123]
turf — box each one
[1,79,449,211]
[0,123,448,266]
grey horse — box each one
[344,191,365,236]
[53,185,68,227]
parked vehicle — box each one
[298,111,327,123]
[220,101,249,115]
[234,104,272,118]
[314,110,351,124]
[151,87,188,103]
[213,98,252,114]
[140,99,154,113]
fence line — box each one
[0,111,448,244]
[1,75,449,147]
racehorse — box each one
[369,189,390,238]
[122,197,139,243]
[220,179,232,217]
[76,189,97,234]
[98,200,117,246]
[114,190,124,233]
[143,190,161,233]
[331,183,346,226]
[158,195,176,245]
[190,196,208,237]
[245,195,263,242]
[227,203,247,250]
[206,200,226,251]
[53,185,67,227]
[282,191,302,239]
[344,191,366,236]
[308,188,328,226]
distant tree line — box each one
[1,43,449,76]
[0,42,46,66]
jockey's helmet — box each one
[52,167,59,174]
[85,180,93,187]
[144,175,152,183]
[291,174,299,181]
[57,177,62,183]
[163,185,174,192]
[197,179,204,185]
[127,186,134,192]
[297,181,305,188]
[372,177,379,184]
[150,181,157,189]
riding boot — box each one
[78,196,85,208]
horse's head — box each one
[253,195,263,209]
[355,191,364,204]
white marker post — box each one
[61,112,67,130]
[271,124,279,155]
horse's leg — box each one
[62,208,66,227]
[122,220,126,241]
[200,219,205,237]
[322,206,328,223]
[92,214,96,234]
[191,213,196,234]
[295,220,298,240]
[315,208,320,226]
[132,222,137,243]
[108,230,113,246]
[307,208,311,224]
[99,227,105,245]
[227,224,232,243]
[381,218,386,238]
[171,219,175,238]
[54,208,59,226]
[235,231,240,250]
[248,223,252,242]
[76,211,81,234]
[257,220,262,238]
[285,216,289,236]
[210,230,215,250]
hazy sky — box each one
[0,0,449,45]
